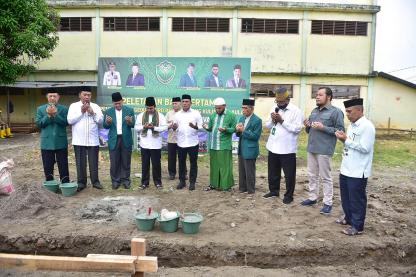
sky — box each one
[374,0,416,83]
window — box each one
[311,85,360,99]
[172,18,229,32]
[250,84,293,98]
[311,20,367,36]
[103,17,160,31]
[242,19,299,34]
[0,87,25,95]
[59,17,92,31]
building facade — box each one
[1,0,413,129]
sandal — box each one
[204,186,214,191]
[335,215,348,225]
[342,227,363,236]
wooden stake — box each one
[131,238,147,277]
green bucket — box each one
[181,213,203,234]
[157,212,180,233]
[135,212,159,231]
[43,180,59,193]
[59,182,78,197]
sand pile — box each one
[0,183,62,219]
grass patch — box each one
[260,130,416,169]
[372,138,416,168]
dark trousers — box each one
[109,136,132,186]
[141,148,162,186]
[41,148,69,183]
[168,142,187,178]
[178,144,198,184]
[340,174,367,232]
[167,143,178,177]
[74,145,100,188]
[268,152,296,199]
[238,156,256,194]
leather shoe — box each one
[176,182,186,190]
[93,183,103,190]
[300,199,317,206]
[283,196,293,204]
[123,182,131,189]
[139,184,148,190]
[77,184,86,192]
[263,192,279,199]
[189,183,195,191]
[112,183,120,190]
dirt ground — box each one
[0,133,415,276]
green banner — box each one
[97,57,251,117]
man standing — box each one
[301,87,344,215]
[179,63,197,88]
[203,97,237,191]
[35,91,70,184]
[263,88,303,204]
[335,98,375,236]
[134,97,167,189]
[166,97,182,180]
[103,92,135,190]
[172,94,203,190]
[236,99,262,194]
[102,61,121,86]
[126,62,145,86]
[204,64,223,88]
[226,64,246,89]
[67,90,104,191]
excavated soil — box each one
[0,133,415,276]
[0,183,62,219]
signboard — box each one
[97,57,251,118]
[97,57,251,151]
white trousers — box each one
[307,152,333,205]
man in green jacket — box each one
[35,91,70,184]
[203,97,237,191]
[103,92,135,189]
[236,99,262,194]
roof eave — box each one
[47,0,381,13]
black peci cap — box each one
[344,98,363,108]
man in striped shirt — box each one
[203,97,237,191]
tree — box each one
[0,0,59,85]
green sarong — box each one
[210,149,234,191]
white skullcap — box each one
[213,97,226,106]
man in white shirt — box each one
[335,98,375,236]
[67,90,104,191]
[135,97,167,189]
[102,61,121,86]
[172,94,203,190]
[263,88,303,204]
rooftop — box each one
[47,0,380,13]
